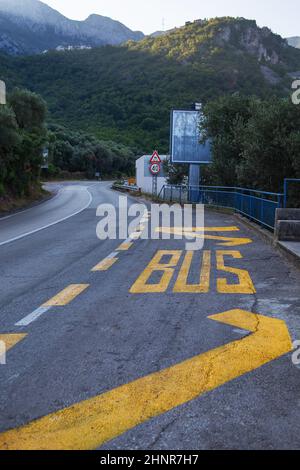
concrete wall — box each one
[136,155,168,195]
[275,208,300,241]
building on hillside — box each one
[136,155,169,195]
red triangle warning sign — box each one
[150,151,161,163]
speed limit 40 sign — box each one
[149,162,161,175]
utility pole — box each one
[0,80,6,105]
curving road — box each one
[0,183,93,246]
[0,181,300,450]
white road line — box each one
[0,188,93,247]
[118,238,132,247]
[129,232,142,240]
[106,252,119,259]
[15,306,52,327]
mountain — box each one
[287,37,300,49]
[1,17,300,152]
[0,0,144,55]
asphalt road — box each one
[0,181,300,450]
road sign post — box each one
[41,148,49,169]
[149,151,161,197]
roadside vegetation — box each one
[201,95,300,204]
[0,87,137,212]
[47,125,136,180]
[0,88,48,211]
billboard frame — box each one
[170,109,211,165]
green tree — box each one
[0,88,48,198]
[201,94,300,199]
[0,106,21,195]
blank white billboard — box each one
[170,110,212,164]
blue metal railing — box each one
[159,184,283,230]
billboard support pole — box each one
[188,164,200,203]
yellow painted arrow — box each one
[156,228,252,246]
[0,310,292,450]
[0,334,27,355]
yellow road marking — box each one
[92,258,118,271]
[173,227,240,232]
[42,285,89,307]
[117,242,133,251]
[156,228,252,246]
[130,250,255,294]
[0,310,292,450]
[130,250,182,294]
[173,251,211,293]
[216,251,256,294]
[0,334,27,354]
[201,234,252,247]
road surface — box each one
[0,181,300,450]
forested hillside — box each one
[1,17,300,153]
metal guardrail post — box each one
[284,179,288,208]
[249,194,253,220]
[261,200,264,227]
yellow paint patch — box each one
[42,285,89,306]
[173,251,211,293]
[91,258,118,272]
[117,242,133,251]
[216,251,256,294]
[130,250,182,293]
[0,310,292,450]
[0,334,27,354]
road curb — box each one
[275,241,300,270]
[211,208,300,271]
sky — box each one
[44,0,299,37]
